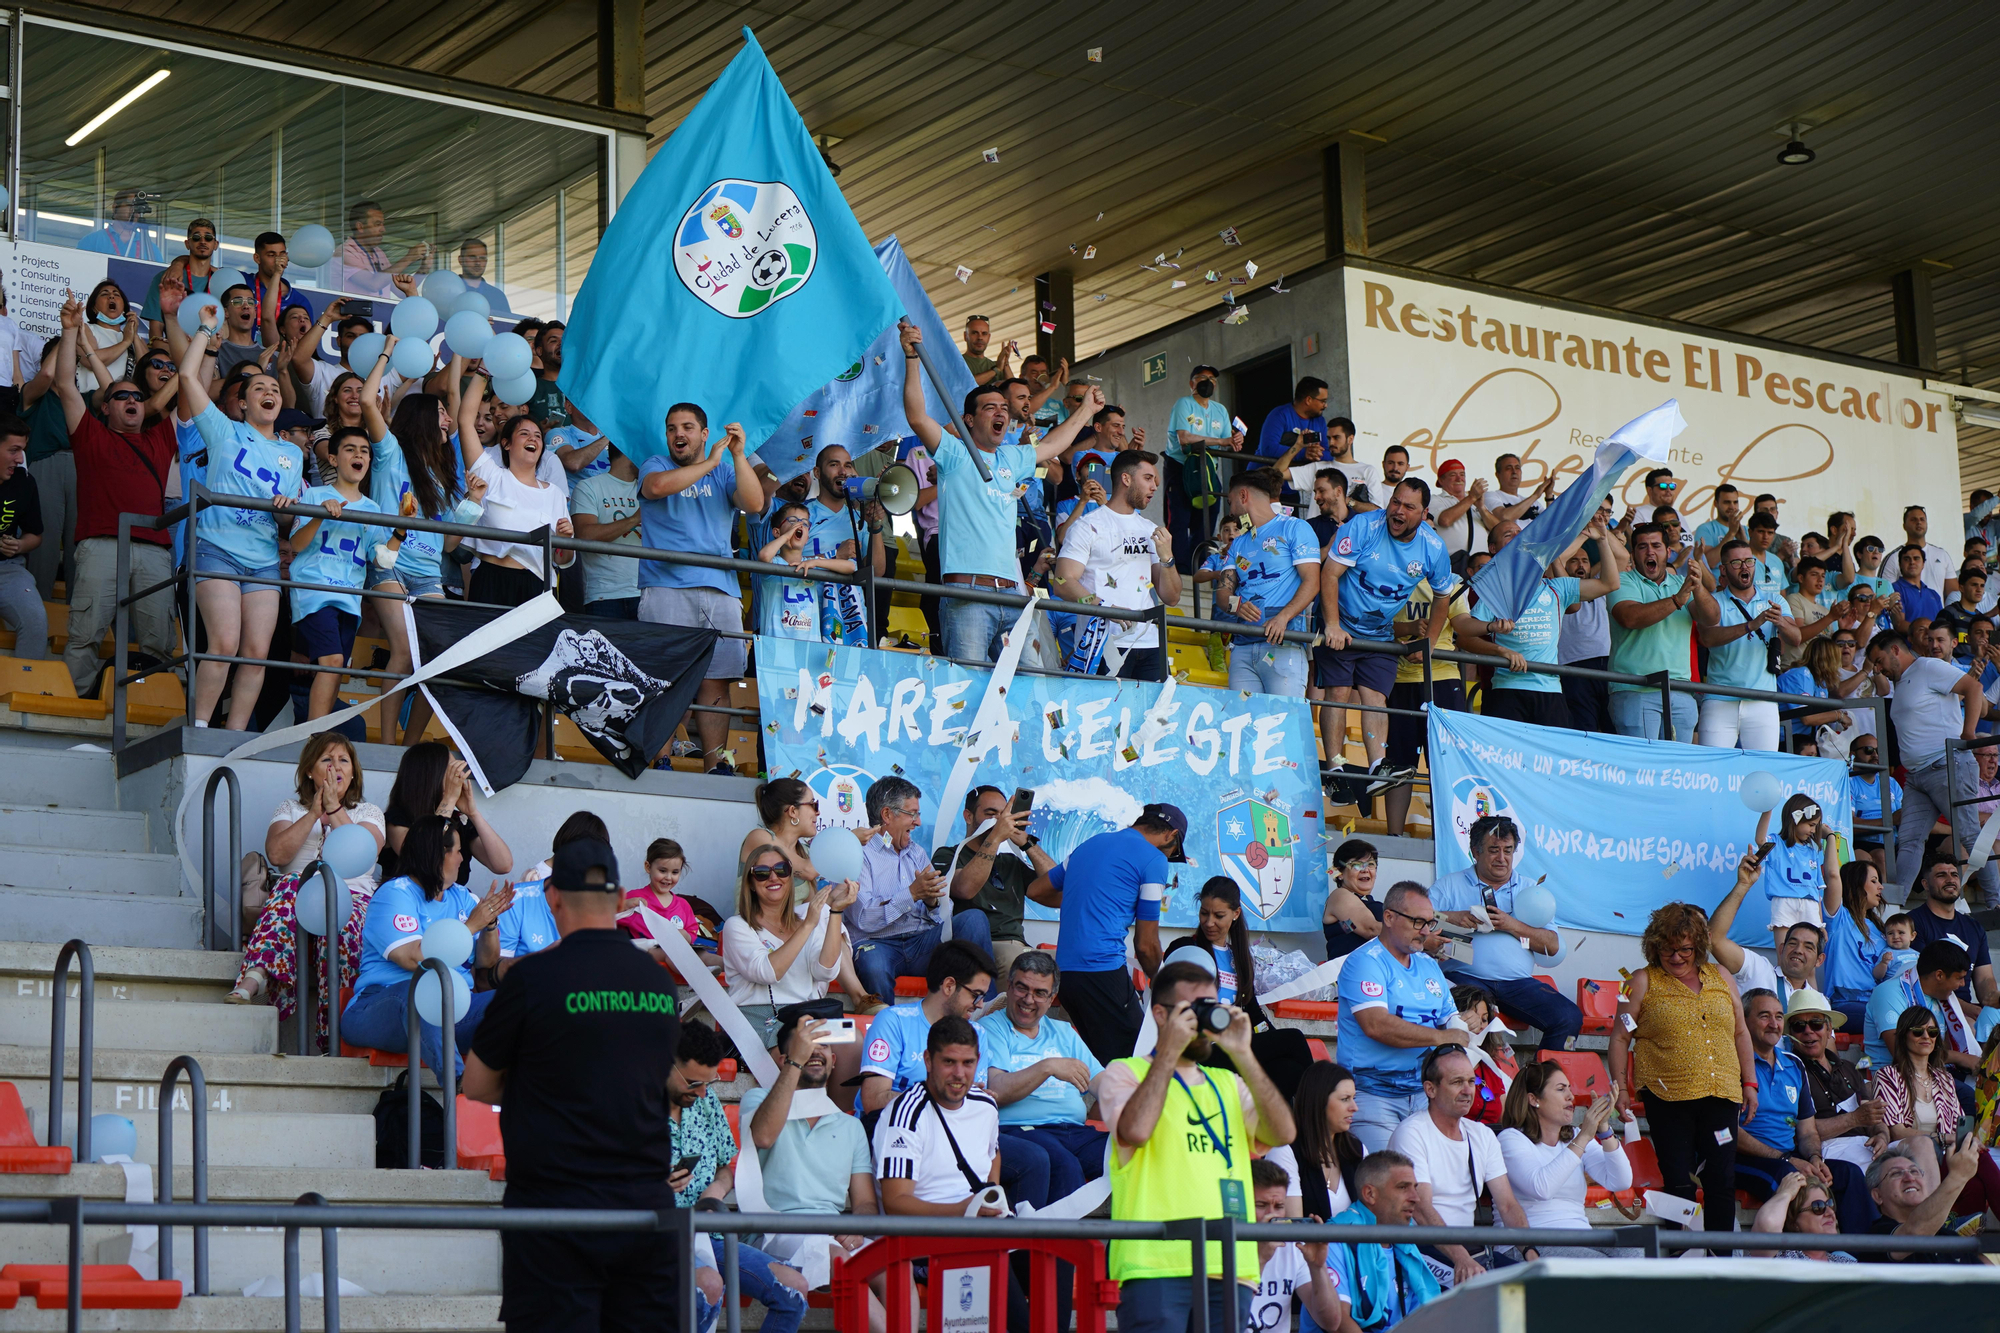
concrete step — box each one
[0,887,205,948]
[36,1107,378,1170]
[0,743,117,808]
[0,941,242,1004]
[0,841,185,897]
[0,802,151,852]
[96,1227,503,1297]
[0,1295,504,1330]
[0,996,277,1056]
[7,1047,413,1118]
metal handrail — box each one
[156,1055,209,1295]
[404,957,458,1167]
[200,766,242,952]
[293,861,345,1056]
[46,940,94,1165]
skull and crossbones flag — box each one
[410,600,719,791]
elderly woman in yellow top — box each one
[1608,882,1757,1234]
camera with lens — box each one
[1188,997,1234,1034]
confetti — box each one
[951,698,967,710]
[981,146,1000,164]
[1121,744,1140,763]
[1068,243,1079,255]
[1219,227,1240,245]
[1046,707,1066,728]
[1039,319,1055,333]
[1140,264,1159,273]
[716,749,736,767]
[1662,862,1681,879]
[1093,292,1108,301]
[1083,245,1096,259]
[784,687,798,699]
[787,769,802,779]
[1096,211,1104,221]
[1245,259,1259,279]
[1220,307,1250,325]
[955,264,974,283]
[1204,270,1219,283]
[1041,299,1056,311]
[1268,274,1291,293]
[765,721,779,734]
[1170,280,1186,289]
[891,763,904,775]
[1086,46,1102,62]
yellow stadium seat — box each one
[99,667,187,726]
[2,655,104,719]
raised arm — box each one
[1033,385,1105,464]
[361,339,395,443]
[456,366,488,470]
[900,323,944,452]
[177,324,217,420]
[294,299,341,385]
[1706,853,1760,977]
[52,299,89,434]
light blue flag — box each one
[755,235,975,481]
[1468,400,1684,622]
[558,28,901,463]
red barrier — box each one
[828,1235,1116,1333]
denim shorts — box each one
[194,539,279,590]
[364,562,445,599]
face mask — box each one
[1195,379,1215,397]
[92,313,123,327]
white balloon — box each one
[420,270,466,305]
[495,370,538,406]
[391,336,436,379]
[413,967,472,1027]
[444,310,493,358]
[295,868,353,936]
[421,917,475,968]
[288,224,335,268]
[482,331,532,380]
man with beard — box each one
[526,321,567,427]
[1453,512,1619,729]
[1608,522,1718,740]
[1693,537,1799,751]
[1053,450,1179,678]
[803,444,887,644]
[1907,858,1998,1006]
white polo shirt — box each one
[872,1085,1000,1206]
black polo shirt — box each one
[471,926,679,1206]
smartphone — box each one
[815,1017,857,1045]
[674,1154,703,1175]
[1010,787,1035,816]
[344,299,376,319]
[1751,840,1777,866]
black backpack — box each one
[373,1072,445,1169]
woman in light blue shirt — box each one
[1823,860,1891,1029]
[173,308,307,730]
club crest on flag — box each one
[675,179,818,318]
[1217,797,1295,919]
[1447,774,1515,854]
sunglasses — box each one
[224,296,255,307]
[144,359,175,372]
[1787,1017,1828,1033]
[966,315,988,323]
[747,863,794,882]
[188,233,217,242]
[106,389,143,403]
[1799,1199,1834,1216]
[1908,1027,1939,1040]
[1340,858,1379,870]
[1385,906,1441,933]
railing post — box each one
[113,513,133,750]
[1653,670,1675,742]
[404,958,458,1169]
[299,1191,339,1333]
[1154,603,1172,681]
[53,1194,82,1333]
[201,767,242,952]
[1166,1218,1207,1333]
[293,862,343,1056]
[48,940,94,1164]
[157,1056,209,1294]
[668,1207,698,1333]
[284,1207,303,1333]
[1873,695,1897,891]
[1216,1216,1239,1333]
[723,1230,742,1333]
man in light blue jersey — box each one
[1335,881,1465,1152]
[1428,815,1580,1053]
[1320,478,1458,790]
[1695,537,1800,751]
[1454,513,1618,730]
[1162,364,1241,574]
[977,949,1108,1201]
[1215,467,1321,698]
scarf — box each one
[1331,1201,1441,1330]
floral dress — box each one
[241,801,385,1041]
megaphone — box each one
[842,462,923,517]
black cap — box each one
[550,837,621,892]
[1140,802,1190,861]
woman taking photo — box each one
[1873,1006,2000,1212]
[227,734,385,1034]
[1259,1061,1365,1219]
[1163,877,1315,1099]
[1322,838,1382,960]
[1608,887,1756,1233]
[1823,860,1890,1030]
[378,741,512,882]
[1496,1061,1632,1255]
[720,842,855,1050]
[342,815,512,1074]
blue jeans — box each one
[693,1235,805,1333]
[583,596,640,620]
[341,979,493,1078]
[1353,1088,1424,1153]
[1608,687,1698,742]
[1007,1121,1110,1201]
[1227,641,1309,697]
[942,593,1013,664]
[1445,969,1582,1053]
[851,912,995,999]
[1116,1275,1252,1333]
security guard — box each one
[465,838,681,1330]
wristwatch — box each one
[784,1057,806,1071]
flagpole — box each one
[909,334,993,483]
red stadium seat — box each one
[1576,978,1618,1036]
[1538,1049,1611,1101]
[1270,1000,1339,1021]
[725,1102,740,1146]
[456,1095,506,1179]
[894,977,928,998]
[1,1264,181,1309]
[0,1083,70,1173]
[1306,1038,1331,1064]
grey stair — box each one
[0,1295,505,1331]
[12,1046,415,1117]
[0,745,117,808]
[0,942,240,1002]
[40,1107,377,1170]
[0,802,151,852]
[98,1228,502,1296]
[0,996,277,1055]
[0,842,183,897]
[0,886,204,948]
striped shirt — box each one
[871,1085,999,1206]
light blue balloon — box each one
[390,297,438,341]
[420,270,466,305]
[450,290,491,320]
[1513,883,1557,930]
[295,867,353,936]
[444,310,493,357]
[422,917,475,968]
[391,337,436,379]
[494,371,538,406]
[1739,770,1784,813]
[322,822,377,881]
[176,292,221,336]
[482,331,532,380]
[810,830,864,884]
[346,331,387,376]
[208,269,248,299]
[288,224,335,268]
[413,966,472,1027]
[91,1114,137,1161]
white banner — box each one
[1344,269,1960,539]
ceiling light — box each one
[66,69,171,148]
[1775,122,1815,167]
[1962,402,2000,431]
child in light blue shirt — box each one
[755,500,838,641]
[1752,792,1840,947]
[288,427,381,722]
[1881,912,1920,980]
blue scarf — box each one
[1331,1201,1441,1330]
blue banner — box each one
[755,637,1330,931]
[1426,709,1850,946]
[756,235,970,482]
[559,28,902,460]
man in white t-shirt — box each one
[1385,1045,1537,1286]
[1484,452,1552,528]
[1869,628,1994,903]
[1053,450,1181,679]
[1251,1159,1345,1333]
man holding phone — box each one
[934,785,1059,975]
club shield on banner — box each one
[1426,708,1849,946]
[755,636,1328,931]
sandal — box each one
[225,967,268,1005]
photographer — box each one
[1093,959,1296,1333]
[1695,538,1799,750]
